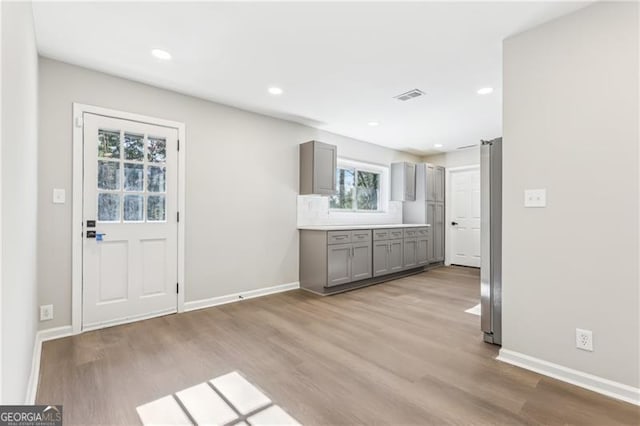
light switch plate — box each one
[524,189,546,208]
[53,188,66,204]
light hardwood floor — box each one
[37,267,639,425]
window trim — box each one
[329,158,389,213]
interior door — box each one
[449,168,481,267]
[82,113,178,330]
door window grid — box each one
[97,129,167,223]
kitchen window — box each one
[329,160,387,212]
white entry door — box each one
[82,113,178,330]
[449,168,481,267]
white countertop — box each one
[298,224,429,231]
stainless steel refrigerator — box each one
[480,138,502,345]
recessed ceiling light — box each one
[151,49,172,60]
[477,87,494,95]
[368,121,380,127]
[268,87,283,95]
[434,144,444,148]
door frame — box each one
[71,103,186,334]
[444,164,480,266]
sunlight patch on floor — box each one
[465,303,481,316]
[137,371,300,426]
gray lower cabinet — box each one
[300,227,428,293]
[417,236,429,266]
[388,239,404,273]
[326,231,372,287]
[403,238,418,269]
[351,242,373,281]
[373,240,390,276]
[327,243,352,286]
[373,238,404,276]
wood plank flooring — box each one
[37,267,639,425]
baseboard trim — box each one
[184,282,300,312]
[25,325,73,404]
[497,348,640,406]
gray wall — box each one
[503,2,638,387]
[422,146,480,168]
[38,58,419,329]
[1,2,39,403]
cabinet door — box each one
[327,243,352,287]
[417,236,429,266]
[351,242,372,281]
[313,142,337,195]
[404,163,416,201]
[426,165,436,202]
[403,238,418,269]
[427,203,436,262]
[373,241,390,277]
[435,166,445,202]
[388,239,404,273]
[434,203,445,261]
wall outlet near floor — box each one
[40,304,54,321]
[576,328,593,351]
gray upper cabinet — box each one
[390,162,416,201]
[299,141,337,195]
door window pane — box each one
[98,193,120,221]
[123,133,144,161]
[147,195,165,221]
[147,137,166,163]
[98,129,120,159]
[124,163,144,191]
[356,171,380,210]
[147,166,166,192]
[123,194,144,221]
[329,168,355,209]
[98,161,120,190]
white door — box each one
[82,113,178,330]
[449,168,481,267]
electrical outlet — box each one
[40,304,54,321]
[524,189,546,207]
[576,328,593,352]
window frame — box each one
[328,158,389,213]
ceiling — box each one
[32,1,589,155]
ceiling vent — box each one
[394,89,425,101]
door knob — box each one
[451,222,459,226]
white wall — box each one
[38,58,419,329]
[502,1,639,389]
[422,146,480,168]
[1,2,39,403]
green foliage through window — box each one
[330,167,381,211]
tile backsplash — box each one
[297,195,403,227]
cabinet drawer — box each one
[417,227,430,237]
[404,228,419,238]
[389,229,404,240]
[373,229,391,241]
[351,230,371,243]
[328,231,351,245]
